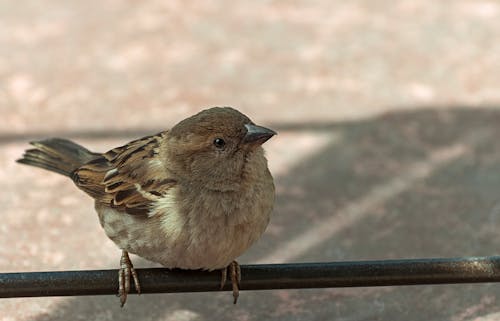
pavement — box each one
[1,0,500,320]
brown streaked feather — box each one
[72,132,176,216]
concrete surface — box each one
[1,0,500,320]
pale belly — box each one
[95,187,272,270]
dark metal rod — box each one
[2,256,500,298]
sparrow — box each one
[17,107,276,306]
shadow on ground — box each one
[11,107,500,321]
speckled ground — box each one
[2,1,500,320]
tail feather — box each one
[17,138,99,177]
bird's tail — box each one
[17,138,99,177]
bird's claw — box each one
[220,261,241,304]
[118,250,141,307]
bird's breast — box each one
[97,181,273,270]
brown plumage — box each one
[17,107,276,306]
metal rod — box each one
[1,256,500,298]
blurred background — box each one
[1,0,500,320]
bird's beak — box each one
[243,124,277,144]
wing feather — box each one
[72,132,176,216]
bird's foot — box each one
[220,261,241,304]
[118,250,141,307]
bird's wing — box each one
[72,132,176,216]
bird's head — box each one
[162,107,276,191]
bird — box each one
[17,106,276,306]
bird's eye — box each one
[213,138,226,149]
